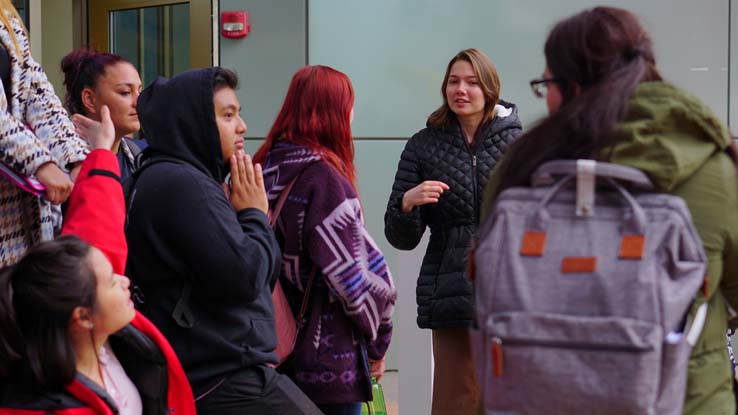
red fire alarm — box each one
[221,11,249,39]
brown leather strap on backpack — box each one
[268,177,318,328]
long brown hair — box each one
[495,7,662,196]
[427,48,501,128]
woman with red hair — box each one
[254,65,396,415]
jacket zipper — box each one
[490,335,650,378]
[464,139,479,224]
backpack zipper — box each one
[490,334,652,378]
[492,336,504,377]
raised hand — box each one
[72,105,116,151]
[228,150,268,213]
[401,180,450,212]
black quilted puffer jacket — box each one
[384,101,522,329]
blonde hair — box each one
[0,0,25,55]
[427,48,501,128]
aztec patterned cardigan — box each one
[262,142,397,404]
[0,14,88,267]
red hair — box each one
[254,65,356,187]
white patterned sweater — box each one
[0,14,88,267]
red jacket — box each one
[0,150,195,415]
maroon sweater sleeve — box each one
[61,149,127,274]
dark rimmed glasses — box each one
[530,77,562,98]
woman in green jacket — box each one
[482,7,738,414]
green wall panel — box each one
[309,0,729,138]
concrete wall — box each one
[28,0,41,60]
[219,0,306,138]
[40,0,74,97]
[310,0,729,138]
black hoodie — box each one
[125,68,281,397]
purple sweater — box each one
[262,142,396,404]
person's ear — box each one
[81,87,98,116]
[70,306,94,330]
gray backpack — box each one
[472,159,708,415]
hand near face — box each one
[228,150,268,214]
[401,180,450,212]
[72,105,116,151]
[36,162,73,204]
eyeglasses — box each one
[529,77,562,98]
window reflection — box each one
[110,3,190,88]
[12,0,29,28]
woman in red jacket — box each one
[0,106,195,415]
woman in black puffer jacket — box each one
[384,48,522,415]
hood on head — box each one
[138,67,224,182]
[610,82,731,192]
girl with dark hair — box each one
[0,107,195,414]
[383,48,522,414]
[0,1,88,268]
[61,49,145,182]
[482,7,738,414]
[254,65,397,415]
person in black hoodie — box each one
[125,67,322,414]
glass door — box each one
[11,0,29,28]
[89,0,211,87]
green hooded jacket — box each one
[482,82,738,415]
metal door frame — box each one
[89,0,212,68]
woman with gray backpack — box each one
[480,6,738,415]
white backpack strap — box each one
[576,159,597,217]
[532,159,654,189]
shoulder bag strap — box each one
[296,267,317,329]
[268,174,318,328]
[269,176,299,227]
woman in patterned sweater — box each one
[254,65,397,415]
[0,0,88,268]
